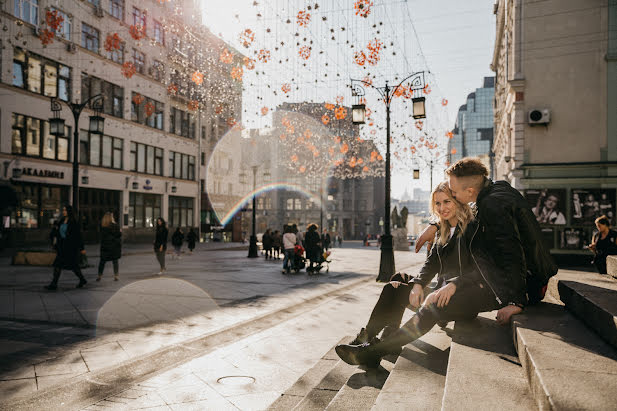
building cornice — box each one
[491,0,505,71]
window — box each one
[294,199,302,210]
[12,48,70,101]
[88,0,100,6]
[130,142,163,175]
[13,0,38,26]
[82,23,100,53]
[200,152,205,166]
[81,74,124,118]
[12,113,70,161]
[108,41,124,64]
[201,126,206,140]
[286,199,293,210]
[128,193,161,228]
[169,197,194,228]
[169,151,195,180]
[132,7,146,31]
[50,8,71,40]
[79,131,123,169]
[110,0,124,20]
[131,92,164,129]
[154,20,164,45]
[132,49,145,74]
[170,107,194,138]
[152,60,164,81]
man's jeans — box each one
[283,249,294,271]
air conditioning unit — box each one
[94,5,104,18]
[528,109,550,125]
[66,43,77,53]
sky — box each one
[200,0,496,199]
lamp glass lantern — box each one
[49,116,66,137]
[351,104,366,125]
[411,97,426,119]
[413,169,420,179]
[89,114,105,135]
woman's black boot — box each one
[45,269,61,290]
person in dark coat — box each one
[262,229,273,259]
[154,217,168,274]
[588,215,617,274]
[45,205,87,290]
[97,212,122,282]
[49,220,60,251]
[272,230,282,259]
[186,228,198,254]
[171,227,184,259]
[322,230,331,251]
[304,224,321,272]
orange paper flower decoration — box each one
[442,99,448,106]
[129,25,146,40]
[415,121,423,130]
[132,93,145,105]
[104,33,122,52]
[354,0,373,18]
[298,46,311,60]
[299,166,306,173]
[188,100,199,111]
[244,57,256,70]
[321,115,330,125]
[121,62,137,78]
[261,107,269,116]
[239,29,255,48]
[46,10,64,31]
[446,131,454,139]
[231,66,244,81]
[335,107,347,120]
[281,83,291,94]
[336,95,344,105]
[145,101,155,117]
[362,76,373,86]
[291,154,298,162]
[367,38,383,52]
[220,48,233,64]
[451,148,457,155]
[423,84,432,94]
[39,29,55,45]
[258,49,271,63]
[227,117,236,126]
[192,71,204,85]
[167,84,178,95]
[367,50,380,66]
[324,103,335,111]
[215,105,224,114]
[341,143,349,154]
[297,10,311,27]
[354,51,366,66]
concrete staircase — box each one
[270,270,617,410]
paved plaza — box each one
[0,242,426,410]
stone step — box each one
[372,325,451,411]
[607,255,617,280]
[442,312,535,411]
[513,302,617,410]
[556,271,617,350]
[267,337,351,411]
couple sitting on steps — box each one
[336,158,558,367]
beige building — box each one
[0,0,242,245]
[491,0,617,254]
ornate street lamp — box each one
[350,72,426,282]
[351,104,366,125]
[49,95,104,215]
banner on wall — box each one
[571,189,616,226]
[524,189,567,225]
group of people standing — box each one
[278,223,334,273]
[153,219,197,274]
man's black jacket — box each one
[476,180,558,305]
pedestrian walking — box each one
[322,229,331,251]
[305,224,321,272]
[272,230,282,259]
[338,234,343,248]
[187,228,198,254]
[97,212,121,282]
[262,229,273,259]
[154,217,168,275]
[171,227,184,259]
[282,225,297,274]
[44,205,87,290]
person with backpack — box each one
[97,212,121,282]
[171,227,184,259]
[186,228,198,254]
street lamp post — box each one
[351,72,426,282]
[248,165,259,258]
[49,95,104,216]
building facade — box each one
[491,0,617,255]
[448,76,495,176]
[0,0,242,245]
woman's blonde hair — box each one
[101,212,115,228]
[429,181,474,246]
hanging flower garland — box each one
[129,25,146,40]
[239,28,255,48]
[354,0,373,18]
[220,48,233,64]
[39,10,64,45]
[354,51,366,66]
[321,114,330,125]
[167,84,178,95]
[298,46,311,60]
[297,10,311,27]
[261,106,269,116]
[324,103,335,111]
[132,93,145,105]
[188,100,199,111]
[192,71,204,85]
[367,38,383,53]
[258,49,271,63]
[335,106,347,120]
[244,57,256,70]
[121,62,137,78]
[104,33,122,52]
[145,101,155,117]
[281,83,291,94]
[231,66,244,81]
[366,50,380,66]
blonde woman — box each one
[336,182,522,367]
[97,212,121,281]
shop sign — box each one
[143,179,153,190]
[13,167,65,179]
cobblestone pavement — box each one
[0,242,426,409]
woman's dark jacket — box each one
[53,219,84,270]
[592,229,617,260]
[154,227,168,251]
[475,180,558,305]
[304,230,321,260]
[100,223,121,261]
[411,219,524,307]
[187,230,197,248]
[262,232,273,249]
[171,230,184,247]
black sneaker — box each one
[76,279,87,288]
[44,284,57,291]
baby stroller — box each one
[290,244,306,273]
[307,249,332,274]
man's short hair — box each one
[445,158,488,191]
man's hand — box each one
[415,225,438,253]
[409,283,424,309]
[496,305,523,325]
[390,281,402,288]
[435,283,456,308]
[423,291,438,307]
[81,250,86,255]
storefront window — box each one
[11,183,68,229]
[129,192,161,228]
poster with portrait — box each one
[571,189,616,226]
[524,189,567,225]
[559,228,593,250]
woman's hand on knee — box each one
[423,290,438,307]
[436,283,456,308]
[389,281,402,288]
[409,283,424,308]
